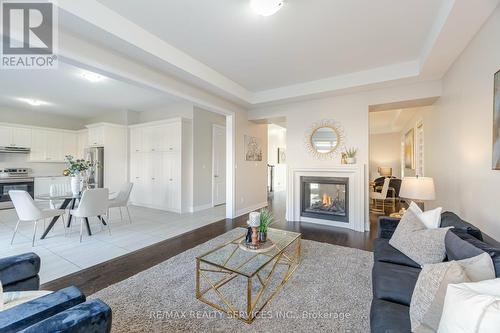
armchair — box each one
[370,178,397,214]
[0,253,40,292]
[0,253,112,333]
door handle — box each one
[214,175,219,178]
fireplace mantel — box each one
[286,166,367,232]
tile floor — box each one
[0,204,226,284]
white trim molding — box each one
[287,166,366,232]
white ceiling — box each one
[369,108,419,135]
[96,0,442,92]
[37,1,500,106]
[0,62,179,118]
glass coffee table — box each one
[196,228,302,323]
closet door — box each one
[161,123,181,152]
[163,153,180,212]
[130,128,142,153]
[130,152,152,206]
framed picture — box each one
[493,69,500,170]
[244,135,262,161]
[277,147,286,164]
[404,128,415,169]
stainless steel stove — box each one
[0,168,34,209]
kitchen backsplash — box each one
[0,153,65,177]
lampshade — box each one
[378,167,392,177]
[399,177,436,201]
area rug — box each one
[90,228,373,332]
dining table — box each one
[36,192,108,239]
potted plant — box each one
[344,148,358,164]
[64,155,92,196]
[258,208,274,242]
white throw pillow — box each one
[408,201,442,229]
[438,279,500,333]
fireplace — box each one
[300,176,349,222]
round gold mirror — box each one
[305,120,344,159]
[310,126,340,154]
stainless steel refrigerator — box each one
[85,147,104,188]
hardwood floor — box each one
[41,191,379,295]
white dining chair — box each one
[70,188,110,242]
[9,190,66,247]
[108,182,133,224]
[49,182,72,209]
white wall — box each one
[234,115,268,216]
[249,80,442,227]
[136,102,194,123]
[0,107,86,130]
[423,5,500,240]
[369,132,401,179]
[268,124,287,191]
[192,107,226,209]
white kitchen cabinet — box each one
[45,130,63,162]
[11,127,32,148]
[0,126,32,148]
[128,118,191,213]
[76,130,88,159]
[29,129,76,162]
[62,132,77,159]
[0,127,10,146]
[30,129,47,161]
[129,127,142,153]
[129,121,181,153]
[88,126,104,147]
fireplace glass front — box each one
[300,176,349,222]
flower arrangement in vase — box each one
[63,155,93,196]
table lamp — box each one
[399,176,435,210]
[378,167,393,178]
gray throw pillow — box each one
[410,261,470,332]
[389,208,451,266]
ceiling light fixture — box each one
[17,98,48,107]
[250,0,284,16]
[80,71,105,83]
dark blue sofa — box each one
[370,212,500,333]
[0,253,112,333]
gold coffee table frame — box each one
[196,228,302,323]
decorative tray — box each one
[238,238,276,253]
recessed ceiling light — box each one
[17,98,49,107]
[80,71,105,83]
[250,0,284,16]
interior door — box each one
[212,125,226,206]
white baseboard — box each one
[235,201,268,218]
[192,203,213,212]
[129,201,181,214]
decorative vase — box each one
[251,227,258,247]
[70,175,81,196]
[346,157,356,164]
[258,231,267,243]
